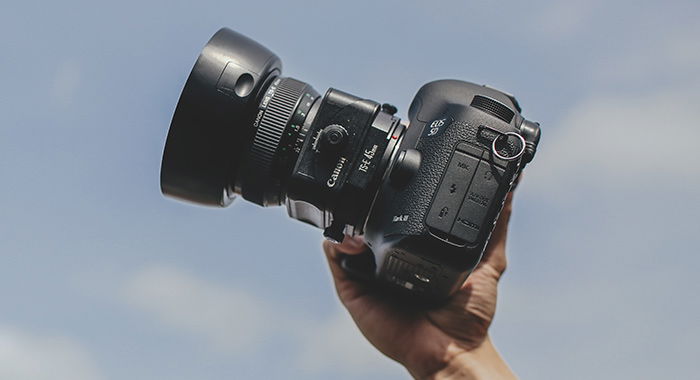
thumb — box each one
[330,235,366,255]
[322,236,371,303]
[322,235,366,283]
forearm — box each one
[409,337,517,380]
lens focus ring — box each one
[242,77,310,205]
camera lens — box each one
[238,76,319,206]
[160,28,317,207]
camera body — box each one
[160,28,541,302]
[286,80,537,300]
[364,81,539,299]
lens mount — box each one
[160,28,282,206]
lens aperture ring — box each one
[243,77,315,206]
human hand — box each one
[323,192,518,379]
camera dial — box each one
[317,124,348,153]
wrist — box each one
[406,336,516,380]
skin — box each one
[323,192,518,379]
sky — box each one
[1,0,698,379]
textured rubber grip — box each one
[242,77,308,205]
[247,77,307,177]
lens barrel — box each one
[238,77,318,206]
[161,28,320,208]
[160,28,282,206]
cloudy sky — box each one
[1,0,698,379]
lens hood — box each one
[160,28,281,206]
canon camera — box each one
[160,28,541,302]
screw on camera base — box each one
[323,222,346,244]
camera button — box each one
[426,151,479,235]
[450,161,503,243]
[483,149,510,169]
[451,202,487,243]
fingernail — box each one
[344,236,364,249]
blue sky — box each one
[1,0,698,379]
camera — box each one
[160,28,541,302]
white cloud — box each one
[496,267,699,380]
[494,19,700,378]
[122,265,271,353]
[294,310,404,376]
[590,24,700,87]
[0,326,103,380]
[526,87,700,192]
[123,265,404,377]
[526,22,700,193]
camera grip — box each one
[363,80,523,301]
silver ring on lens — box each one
[492,132,526,161]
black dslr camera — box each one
[161,28,541,302]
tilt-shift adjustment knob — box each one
[318,124,348,154]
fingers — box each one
[323,239,349,283]
[323,236,371,304]
[323,236,366,280]
[333,235,367,255]
[479,191,515,276]
[323,236,366,281]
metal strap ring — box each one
[492,131,526,161]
